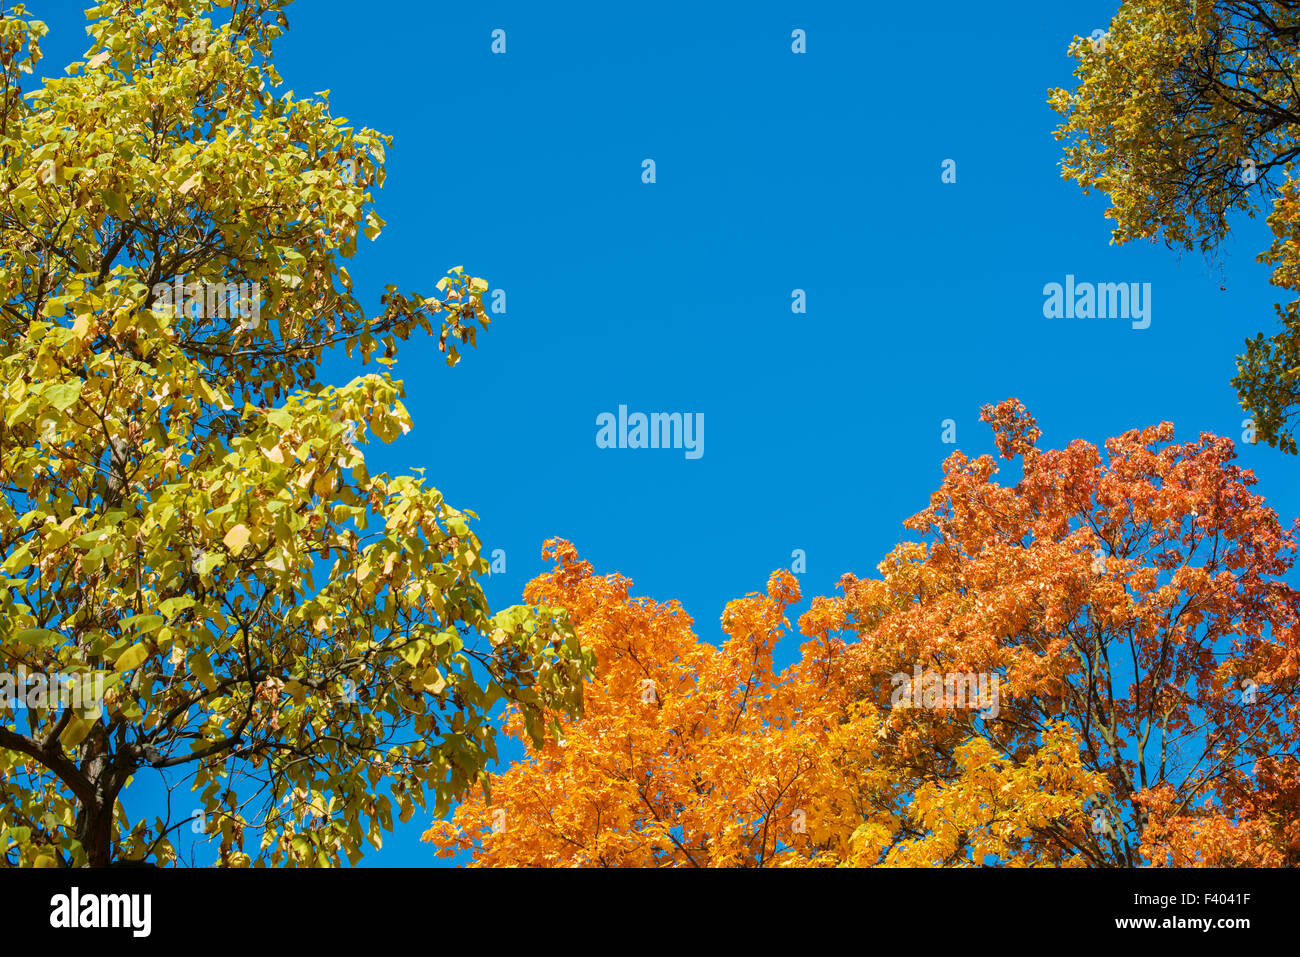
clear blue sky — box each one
[30,0,1300,865]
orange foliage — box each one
[426,401,1300,867]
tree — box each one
[1051,1,1300,453]
[428,402,1300,867]
[0,0,589,868]
[424,539,895,867]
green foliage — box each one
[1050,1,1300,451]
[0,0,591,867]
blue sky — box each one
[29,0,1300,865]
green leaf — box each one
[114,642,149,672]
[189,650,219,691]
[44,381,82,411]
[159,596,196,619]
[13,628,61,648]
[2,544,33,573]
[59,715,94,749]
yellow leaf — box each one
[60,715,93,748]
[190,650,219,691]
[224,523,251,553]
[114,642,149,672]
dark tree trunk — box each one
[73,724,130,867]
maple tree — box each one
[0,0,588,867]
[1051,1,1300,452]
[428,401,1300,867]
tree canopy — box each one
[0,0,589,867]
[1052,0,1300,452]
[428,402,1300,867]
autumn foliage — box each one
[1052,1,1300,452]
[427,401,1300,867]
[0,0,587,868]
